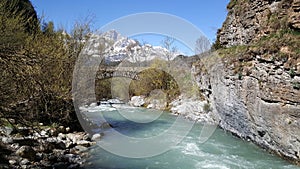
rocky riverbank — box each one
[0,125,99,169]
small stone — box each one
[294,76,300,82]
[76,140,90,147]
[66,127,71,133]
[65,141,75,149]
[276,68,283,75]
[58,126,66,133]
[10,143,20,150]
[56,141,66,150]
[58,133,66,139]
[0,127,14,136]
[50,129,58,137]
[20,158,30,165]
[9,159,17,165]
[40,130,47,136]
[46,137,59,143]
[35,153,43,161]
[91,133,101,141]
[90,102,98,107]
[21,165,28,169]
[65,153,76,159]
[66,133,76,143]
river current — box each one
[81,105,299,169]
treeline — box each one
[0,0,91,130]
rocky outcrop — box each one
[217,0,299,47]
[193,53,300,164]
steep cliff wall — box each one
[194,0,300,164]
[217,0,300,47]
[194,52,300,164]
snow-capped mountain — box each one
[87,30,182,64]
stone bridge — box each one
[97,67,146,80]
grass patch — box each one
[292,82,300,90]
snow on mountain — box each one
[88,30,181,63]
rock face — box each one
[218,0,299,47]
[193,54,300,164]
[207,0,300,163]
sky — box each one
[30,0,230,55]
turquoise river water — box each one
[81,105,300,169]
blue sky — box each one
[30,0,229,55]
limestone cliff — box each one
[217,0,300,47]
[194,0,300,164]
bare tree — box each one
[161,36,177,63]
[69,15,95,58]
[195,36,211,54]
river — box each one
[81,104,300,169]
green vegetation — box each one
[0,0,91,129]
[216,26,300,72]
[292,82,300,90]
[289,68,296,78]
[129,66,180,103]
